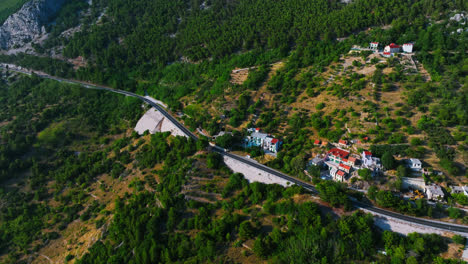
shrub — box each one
[452,234,466,245]
[316,102,325,110]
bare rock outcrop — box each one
[0,0,66,49]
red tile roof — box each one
[271,138,279,144]
[389,43,400,48]
[339,164,351,171]
[339,139,347,145]
[328,148,349,159]
[371,42,379,44]
[337,170,346,176]
[403,43,413,46]
[383,52,391,55]
[348,157,357,162]
[364,151,372,156]
[314,139,320,145]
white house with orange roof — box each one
[339,163,351,174]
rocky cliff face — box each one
[0,0,66,49]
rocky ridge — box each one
[0,0,66,49]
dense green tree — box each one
[358,168,372,181]
[381,151,396,170]
[206,152,223,169]
[238,221,256,240]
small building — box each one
[330,166,338,178]
[265,137,281,153]
[339,163,351,174]
[384,43,401,53]
[329,166,347,182]
[338,139,348,147]
[246,131,268,147]
[314,139,321,146]
[344,156,358,167]
[451,186,468,196]
[321,141,329,148]
[328,148,350,164]
[244,128,282,153]
[361,151,382,173]
[335,170,347,182]
[362,151,372,163]
[309,155,325,167]
[425,184,445,201]
[402,43,413,53]
[407,158,422,171]
[370,42,379,50]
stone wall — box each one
[134,108,187,137]
[223,155,292,187]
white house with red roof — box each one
[335,170,347,182]
[370,42,379,50]
[265,137,281,153]
[339,163,351,173]
[327,148,350,164]
[329,166,347,182]
[384,43,401,53]
[245,128,282,153]
[361,150,382,173]
[338,139,348,147]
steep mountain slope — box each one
[0,0,66,49]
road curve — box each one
[3,65,468,234]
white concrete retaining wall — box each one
[134,108,187,137]
[223,155,292,187]
[361,207,468,237]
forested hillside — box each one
[0,72,142,263]
[59,0,465,86]
[46,0,468,181]
[0,72,464,263]
[0,0,467,262]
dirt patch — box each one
[230,68,251,85]
[68,56,87,70]
[441,241,464,260]
[32,219,107,264]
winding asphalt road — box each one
[3,65,468,234]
